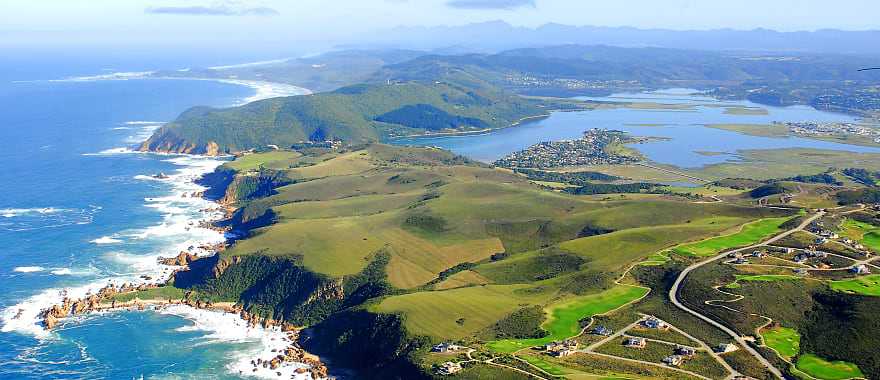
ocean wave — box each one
[0,207,99,232]
[1,155,224,338]
[49,267,96,276]
[1,208,68,218]
[14,266,45,273]
[90,236,122,245]
[81,147,137,156]
[159,305,314,379]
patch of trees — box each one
[837,188,880,205]
[437,262,477,280]
[749,183,792,198]
[514,168,621,185]
[842,168,879,186]
[783,173,842,186]
[563,182,656,195]
[375,103,489,131]
[481,306,548,340]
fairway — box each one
[487,285,649,353]
[829,275,880,296]
[725,274,803,289]
[760,326,800,359]
[672,217,791,257]
[796,354,864,380]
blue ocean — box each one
[0,54,308,379]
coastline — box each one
[1,74,326,379]
[27,152,330,379]
[388,113,551,140]
[43,71,312,104]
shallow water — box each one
[391,89,876,167]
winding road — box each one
[668,211,825,380]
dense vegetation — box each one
[563,182,656,195]
[140,80,548,155]
[842,168,879,186]
[374,103,490,131]
[513,168,621,184]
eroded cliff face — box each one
[138,127,222,155]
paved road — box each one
[669,211,825,380]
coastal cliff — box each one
[167,160,430,378]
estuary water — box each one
[392,89,878,167]
[0,60,310,379]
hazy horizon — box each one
[2,0,878,52]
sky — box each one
[1,0,878,53]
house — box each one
[768,246,794,254]
[793,268,809,276]
[750,250,767,258]
[624,337,647,349]
[728,252,743,259]
[591,326,613,336]
[733,257,749,265]
[432,342,463,353]
[793,254,808,264]
[815,237,829,244]
[642,316,669,330]
[662,355,684,367]
[715,343,738,353]
[436,362,462,375]
[551,347,578,357]
[675,346,697,357]
[851,264,871,275]
[546,340,579,356]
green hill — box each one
[139,81,547,155]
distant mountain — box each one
[361,21,880,56]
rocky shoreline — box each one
[35,180,331,379]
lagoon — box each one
[391,89,877,168]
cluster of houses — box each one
[728,250,768,265]
[432,343,466,376]
[431,342,464,353]
[544,339,580,357]
[793,248,828,264]
[621,317,670,350]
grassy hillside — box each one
[139,81,548,155]
[168,144,803,379]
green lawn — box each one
[795,354,864,380]
[841,219,880,252]
[829,275,880,296]
[519,354,568,376]
[486,285,649,353]
[672,217,791,257]
[760,326,800,359]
